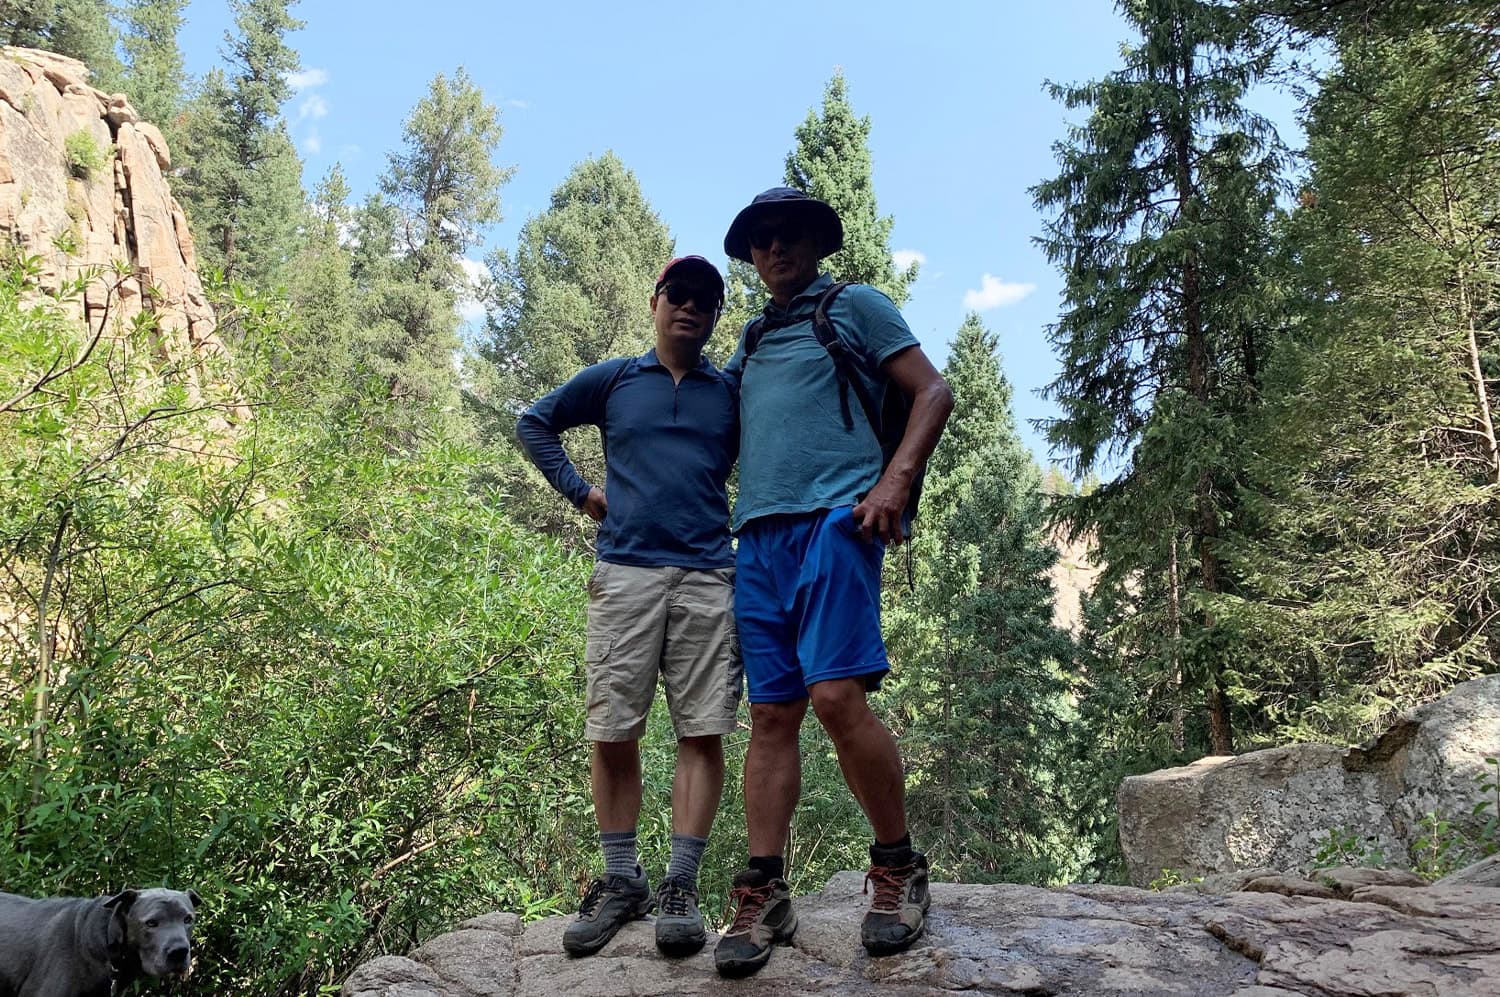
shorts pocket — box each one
[584,633,615,723]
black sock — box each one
[749,854,785,882]
[873,833,914,864]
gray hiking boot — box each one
[562,868,652,957]
[861,848,930,956]
[713,869,796,978]
[653,875,706,956]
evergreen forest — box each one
[1,1,1496,991]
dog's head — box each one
[105,888,201,979]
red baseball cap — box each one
[655,255,725,305]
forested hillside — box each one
[1,1,1496,992]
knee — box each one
[750,701,805,743]
[677,734,723,762]
[809,680,871,738]
[593,739,640,765]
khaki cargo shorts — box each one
[584,562,743,742]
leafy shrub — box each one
[1311,827,1389,870]
[64,130,110,180]
[0,265,598,993]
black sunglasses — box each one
[657,282,721,312]
[747,219,808,251]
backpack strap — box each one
[809,282,882,438]
[743,315,766,360]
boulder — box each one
[1118,674,1500,886]
[1439,854,1500,888]
[342,871,1500,996]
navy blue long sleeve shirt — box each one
[516,349,737,569]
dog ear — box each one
[187,889,203,910]
[104,889,139,913]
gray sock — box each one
[600,831,639,879]
[666,833,707,886]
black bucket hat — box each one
[723,187,844,263]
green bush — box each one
[0,264,598,992]
[64,130,110,180]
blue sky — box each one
[177,1,1300,469]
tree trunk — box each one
[1169,531,1185,752]
[1173,29,1231,755]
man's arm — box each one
[851,346,954,545]
[515,362,619,522]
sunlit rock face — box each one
[0,46,243,421]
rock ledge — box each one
[343,869,1500,996]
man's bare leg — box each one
[671,734,724,838]
[591,739,643,834]
[743,699,808,858]
[808,677,907,843]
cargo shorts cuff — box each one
[672,718,737,739]
[585,720,648,743]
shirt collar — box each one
[639,347,715,376]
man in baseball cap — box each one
[713,188,953,978]
[518,254,739,960]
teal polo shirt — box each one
[725,275,918,531]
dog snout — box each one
[166,943,191,967]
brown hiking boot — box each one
[861,849,930,955]
[713,869,796,977]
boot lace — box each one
[656,878,694,917]
[576,878,608,917]
[864,863,914,912]
[727,882,775,932]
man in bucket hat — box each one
[518,255,742,959]
[713,188,954,977]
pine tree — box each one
[353,68,510,434]
[273,165,360,407]
[884,315,1077,882]
[716,73,916,363]
[1,1,120,86]
[1032,0,1281,754]
[174,0,305,287]
[785,72,916,306]
[117,0,188,139]
[1219,5,1500,739]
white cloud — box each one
[962,274,1036,311]
[287,68,329,89]
[504,98,530,110]
[302,131,322,155]
[298,93,329,121]
[892,249,926,272]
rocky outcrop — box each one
[1118,674,1500,887]
[343,870,1500,996]
[1046,526,1101,635]
[0,46,241,418]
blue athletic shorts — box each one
[734,505,889,704]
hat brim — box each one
[724,199,844,263]
[656,256,724,297]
